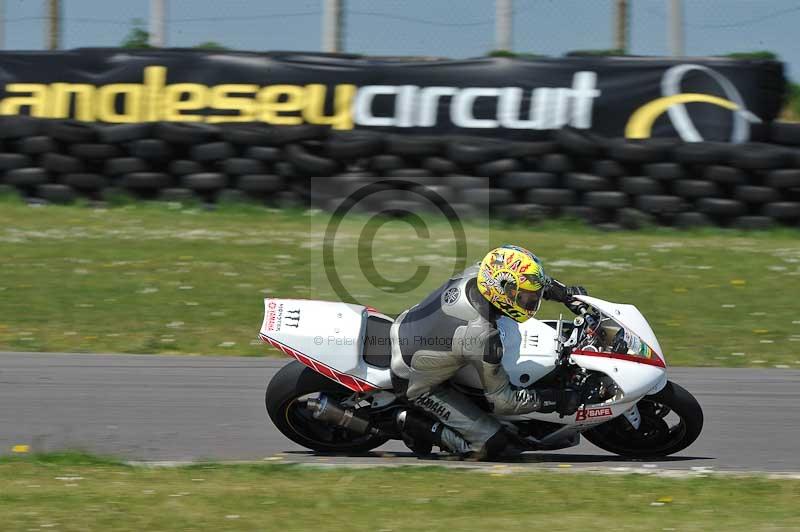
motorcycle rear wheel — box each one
[582,381,703,458]
[265,360,390,453]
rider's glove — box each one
[567,285,588,297]
[536,387,581,417]
[565,286,589,315]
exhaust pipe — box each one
[306,395,381,436]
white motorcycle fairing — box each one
[259,295,668,431]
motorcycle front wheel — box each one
[582,381,704,458]
[265,360,390,454]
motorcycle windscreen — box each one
[573,295,664,361]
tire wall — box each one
[2,116,800,230]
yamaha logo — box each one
[442,287,460,306]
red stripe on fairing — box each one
[571,349,666,368]
[259,334,378,392]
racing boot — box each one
[395,409,470,456]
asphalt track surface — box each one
[2,352,799,472]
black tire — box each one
[636,195,686,214]
[459,187,513,207]
[37,183,76,204]
[131,139,172,161]
[645,162,685,181]
[0,115,41,139]
[608,139,664,164]
[168,160,203,176]
[98,123,152,144]
[222,158,268,176]
[444,175,486,189]
[555,127,601,157]
[673,179,721,199]
[6,167,49,187]
[42,153,84,174]
[267,125,329,146]
[584,191,629,209]
[497,171,558,190]
[18,136,56,155]
[422,157,460,175]
[265,361,389,453]
[620,176,664,196]
[237,174,284,194]
[565,172,612,191]
[525,188,576,206]
[507,141,557,158]
[410,185,458,205]
[156,122,220,144]
[766,169,800,189]
[225,123,328,146]
[730,144,791,170]
[0,153,33,171]
[221,122,274,145]
[286,144,340,175]
[538,153,573,174]
[182,172,228,191]
[592,159,626,179]
[105,157,149,176]
[446,137,505,165]
[120,172,170,190]
[673,142,731,165]
[704,165,747,186]
[244,146,282,162]
[583,381,703,458]
[62,173,108,191]
[697,198,747,217]
[326,130,384,160]
[46,120,97,143]
[674,212,713,229]
[474,158,520,178]
[735,185,779,204]
[762,202,800,219]
[70,143,122,160]
[190,141,235,162]
[386,168,434,179]
[387,135,443,158]
[275,161,297,178]
[370,154,407,173]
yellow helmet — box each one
[477,245,550,322]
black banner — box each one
[0,48,785,141]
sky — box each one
[2,0,799,79]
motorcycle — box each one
[260,294,703,458]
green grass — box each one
[1,198,799,367]
[1,455,799,532]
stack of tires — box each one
[1,115,799,230]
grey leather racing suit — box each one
[390,264,577,455]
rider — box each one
[390,245,586,459]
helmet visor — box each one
[512,287,543,313]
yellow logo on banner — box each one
[0,65,357,129]
[625,64,760,142]
[625,93,741,139]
